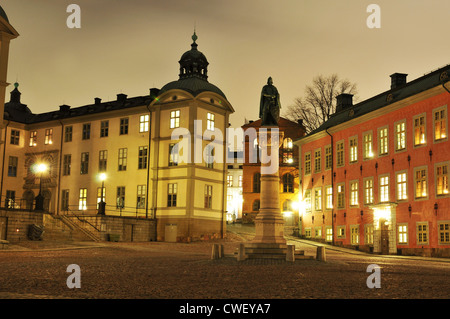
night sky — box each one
[2,0,449,127]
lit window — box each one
[44,129,53,145]
[337,184,345,209]
[396,172,407,200]
[414,115,426,146]
[137,185,146,209]
[434,108,447,141]
[227,175,233,187]
[304,152,311,175]
[207,113,215,131]
[116,186,125,208]
[336,141,344,167]
[169,143,179,166]
[118,148,127,171]
[98,150,107,172]
[80,152,89,175]
[139,115,149,133]
[414,168,427,199]
[350,225,359,245]
[436,164,449,196]
[379,175,389,203]
[395,121,406,151]
[363,132,373,159]
[398,224,408,244]
[29,131,37,147]
[304,189,311,212]
[78,188,87,210]
[365,225,374,245]
[283,138,293,149]
[170,110,180,129]
[349,137,358,163]
[364,178,374,205]
[325,186,333,209]
[337,226,346,239]
[97,187,106,209]
[238,175,243,187]
[350,181,358,206]
[326,227,333,242]
[314,187,322,211]
[378,127,388,155]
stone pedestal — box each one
[240,128,288,260]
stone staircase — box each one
[43,214,101,242]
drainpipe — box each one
[325,128,335,246]
[145,103,152,219]
[56,120,64,215]
[0,120,10,207]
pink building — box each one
[295,67,450,257]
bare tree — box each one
[284,74,358,133]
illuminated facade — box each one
[241,118,306,230]
[295,67,450,257]
[1,32,234,242]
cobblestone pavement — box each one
[0,224,449,300]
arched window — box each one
[252,200,260,212]
[283,138,293,149]
[253,173,261,193]
[282,173,294,193]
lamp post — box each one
[34,163,48,211]
[97,173,106,215]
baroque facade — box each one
[295,67,450,257]
[1,31,234,242]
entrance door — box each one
[380,218,389,254]
[123,224,133,242]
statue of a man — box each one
[259,77,281,126]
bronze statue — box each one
[259,77,281,126]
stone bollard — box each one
[286,245,295,262]
[211,244,220,260]
[316,246,326,261]
[237,243,246,261]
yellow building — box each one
[1,32,234,242]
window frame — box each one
[433,105,448,143]
[394,119,407,152]
[413,113,427,147]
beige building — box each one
[1,31,234,242]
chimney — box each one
[94,97,102,105]
[336,93,353,113]
[149,88,160,98]
[117,93,127,102]
[390,73,408,89]
[59,104,70,113]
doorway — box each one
[380,218,389,255]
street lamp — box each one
[97,173,107,215]
[34,163,48,211]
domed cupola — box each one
[178,31,209,80]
